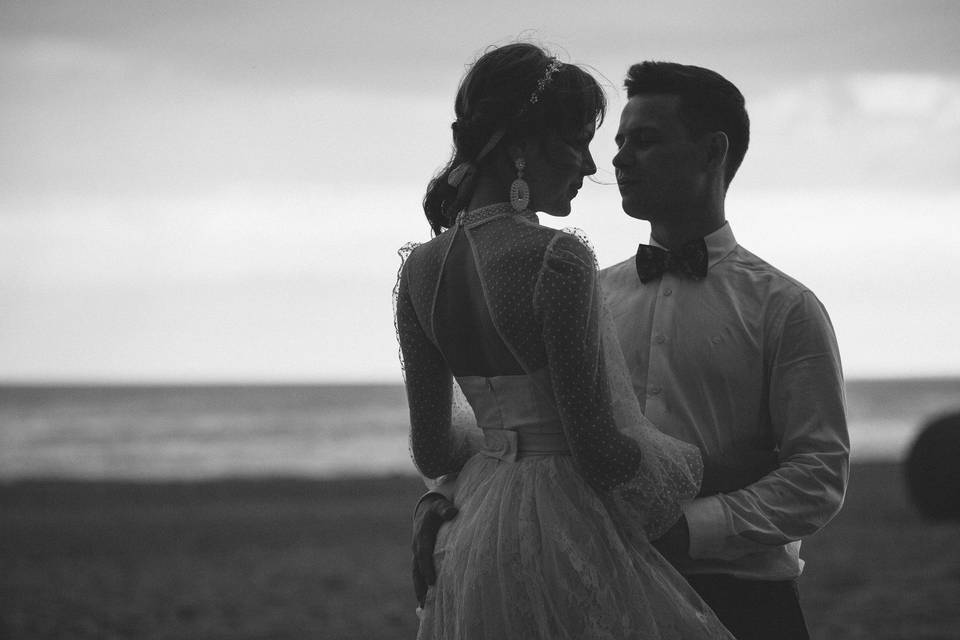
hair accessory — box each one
[509,157,530,212]
[528,58,563,105]
[447,162,472,188]
[447,128,507,188]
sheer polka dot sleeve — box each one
[396,256,479,479]
[537,233,702,539]
[535,233,646,491]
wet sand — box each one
[2,462,958,639]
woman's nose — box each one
[582,150,597,176]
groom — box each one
[596,61,849,639]
[413,62,849,640]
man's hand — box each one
[412,493,458,607]
[699,449,779,496]
[651,514,693,569]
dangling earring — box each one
[510,157,530,212]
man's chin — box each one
[619,196,649,221]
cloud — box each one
[742,73,960,188]
[0,36,130,77]
[3,1,959,381]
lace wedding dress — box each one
[395,203,733,639]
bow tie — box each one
[635,239,709,284]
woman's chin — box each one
[541,201,573,217]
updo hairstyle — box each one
[423,43,606,235]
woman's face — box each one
[523,121,598,217]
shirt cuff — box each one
[415,473,459,516]
[425,473,458,499]
[682,496,730,560]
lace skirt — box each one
[416,453,733,640]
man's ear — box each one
[704,131,728,172]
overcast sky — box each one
[2,1,959,382]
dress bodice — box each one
[456,369,569,461]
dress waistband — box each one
[481,427,570,462]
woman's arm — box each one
[396,260,474,479]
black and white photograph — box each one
[2,2,959,638]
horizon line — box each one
[2,373,959,388]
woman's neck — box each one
[465,170,513,212]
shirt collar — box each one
[649,222,738,269]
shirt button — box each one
[649,386,662,395]
[711,336,721,345]
[663,288,672,297]
[654,334,666,344]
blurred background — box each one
[2,3,960,639]
[2,0,958,478]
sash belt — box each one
[480,427,570,463]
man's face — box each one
[613,94,706,223]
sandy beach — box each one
[2,461,958,640]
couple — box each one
[395,43,849,639]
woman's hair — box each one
[423,43,606,235]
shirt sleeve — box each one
[684,289,850,561]
[396,258,480,479]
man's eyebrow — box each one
[615,125,656,141]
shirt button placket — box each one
[647,276,671,413]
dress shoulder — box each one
[542,229,598,275]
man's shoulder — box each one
[598,254,637,285]
[727,245,813,301]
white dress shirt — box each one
[599,222,849,580]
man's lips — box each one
[617,172,638,186]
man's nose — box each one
[612,147,629,169]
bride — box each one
[395,43,734,639]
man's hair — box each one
[625,61,749,186]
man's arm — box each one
[683,290,850,561]
[652,450,779,565]
[411,475,459,606]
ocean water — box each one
[1,378,958,480]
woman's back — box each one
[402,205,558,379]
[433,218,527,377]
